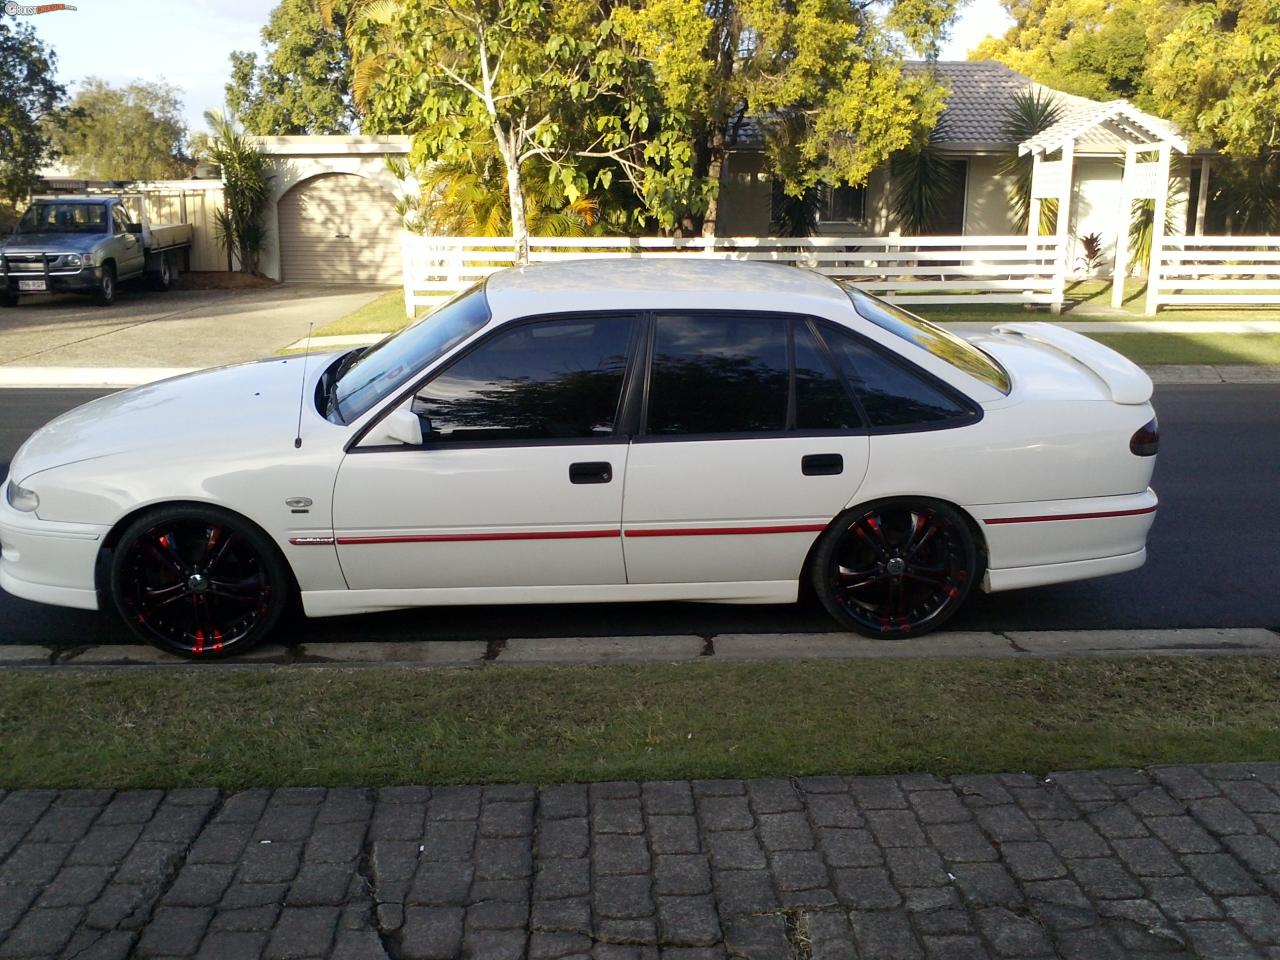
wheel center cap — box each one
[187,574,209,593]
[886,558,906,575]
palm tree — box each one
[194,111,269,273]
[890,137,962,235]
[999,89,1064,234]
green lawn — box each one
[1086,332,1280,366]
[2,656,1279,789]
[313,290,419,338]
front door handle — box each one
[569,461,612,484]
[802,453,843,476]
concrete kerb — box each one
[13,627,1280,670]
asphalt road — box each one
[1,385,1276,646]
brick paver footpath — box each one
[2,766,1280,959]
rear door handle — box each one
[802,453,843,476]
[569,461,612,484]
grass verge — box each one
[1086,332,1280,365]
[3,657,1279,790]
[312,290,418,338]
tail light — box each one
[1130,416,1159,456]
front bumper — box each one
[0,495,107,611]
[1,266,101,295]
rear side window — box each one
[414,315,635,442]
[647,314,789,434]
[843,287,1011,395]
[820,324,977,429]
[794,321,861,431]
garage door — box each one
[278,173,401,283]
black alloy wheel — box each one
[812,498,978,637]
[109,505,291,658]
[94,263,116,306]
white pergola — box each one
[1020,100,1190,313]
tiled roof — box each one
[726,60,1105,151]
[920,60,1036,145]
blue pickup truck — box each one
[0,195,193,307]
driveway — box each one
[0,283,387,370]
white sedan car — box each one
[0,260,1158,657]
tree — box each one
[226,0,355,135]
[613,0,953,236]
[0,19,65,211]
[998,88,1063,233]
[351,0,648,263]
[51,79,190,181]
[194,112,269,273]
[970,0,1161,102]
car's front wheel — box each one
[811,498,978,638]
[109,505,291,658]
[94,264,116,306]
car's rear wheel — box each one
[94,264,116,306]
[811,498,978,638]
[109,505,290,658]
[150,255,172,292]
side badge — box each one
[286,497,313,514]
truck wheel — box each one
[150,255,173,292]
[94,264,117,306]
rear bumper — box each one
[972,488,1157,593]
[0,499,105,611]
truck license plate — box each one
[17,280,46,292]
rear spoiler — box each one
[992,322,1153,404]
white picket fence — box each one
[1150,236,1280,310]
[401,234,1065,317]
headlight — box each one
[62,254,82,268]
[5,481,38,513]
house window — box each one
[818,183,866,224]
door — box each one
[332,313,639,590]
[621,312,871,584]
[111,206,145,277]
[277,173,401,284]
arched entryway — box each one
[277,173,401,283]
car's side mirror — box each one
[361,407,423,447]
[126,222,142,235]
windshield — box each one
[330,284,491,423]
[841,286,1012,395]
[16,203,109,234]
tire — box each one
[0,291,16,308]
[109,504,292,659]
[93,263,116,306]
[150,255,172,292]
[810,497,978,638]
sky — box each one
[16,0,1014,137]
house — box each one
[718,61,1202,283]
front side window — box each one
[821,323,976,429]
[646,314,789,435]
[413,315,635,442]
[842,287,1011,395]
[331,285,490,423]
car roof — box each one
[483,258,852,319]
[30,196,113,204]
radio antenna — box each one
[293,322,313,449]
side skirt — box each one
[300,580,800,618]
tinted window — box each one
[413,315,634,442]
[794,322,861,430]
[647,314,788,435]
[332,285,490,423]
[841,286,1011,395]
[821,325,973,428]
